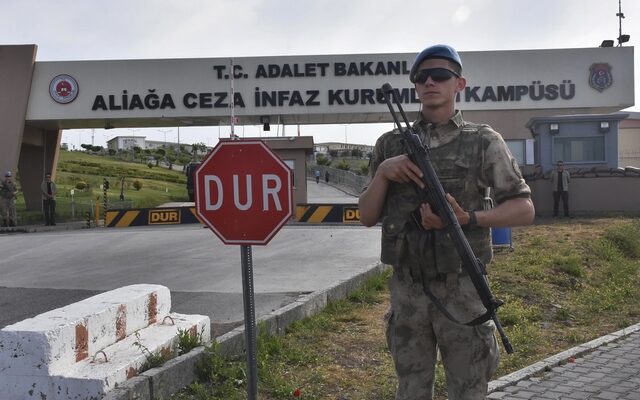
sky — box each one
[2,0,639,149]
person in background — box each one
[550,160,570,218]
[358,44,535,399]
[41,172,57,226]
[325,170,330,183]
[0,171,18,227]
[314,169,320,184]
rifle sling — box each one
[419,273,494,326]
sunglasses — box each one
[414,68,459,84]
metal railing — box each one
[307,165,367,196]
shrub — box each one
[336,160,350,171]
[316,154,330,166]
[133,180,143,191]
[75,181,87,190]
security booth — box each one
[525,113,640,216]
[526,113,629,172]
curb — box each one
[488,320,640,393]
[105,261,388,400]
[0,221,89,234]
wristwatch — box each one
[467,210,477,226]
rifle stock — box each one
[381,83,514,354]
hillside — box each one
[16,150,190,224]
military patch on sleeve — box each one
[511,158,524,179]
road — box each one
[0,180,378,335]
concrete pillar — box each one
[0,45,41,210]
[18,126,61,210]
[0,45,37,182]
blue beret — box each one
[409,44,463,83]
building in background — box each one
[314,142,374,158]
[106,136,195,154]
[105,136,146,151]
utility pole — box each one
[230,58,237,140]
[616,0,630,46]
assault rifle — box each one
[381,83,514,354]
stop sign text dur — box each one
[194,140,293,245]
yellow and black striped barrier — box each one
[106,204,361,227]
[295,204,360,223]
[105,207,203,228]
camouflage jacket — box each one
[0,179,17,200]
[369,111,530,277]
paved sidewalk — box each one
[488,322,640,399]
[0,220,88,234]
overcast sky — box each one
[2,0,639,148]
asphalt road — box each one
[0,181,379,335]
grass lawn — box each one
[14,150,189,224]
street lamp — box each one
[158,129,171,146]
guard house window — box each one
[505,140,525,165]
[553,136,605,163]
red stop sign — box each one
[194,140,293,245]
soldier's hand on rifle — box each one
[379,155,425,189]
[419,193,469,230]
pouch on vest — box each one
[381,216,407,266]
[433,229,464,274]
[403,224,437,281]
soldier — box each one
[0,171,18,227]
[41,172,58,226]
[359,44,535,399]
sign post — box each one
[194,140,293,399]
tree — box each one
[316,154,331,166]
[336,160,350,171]
[132,146,142,162]
[164,148,177,169]
[191,142,208,160]
[154,148,166,166]
[166,154,177,170]
[178,154,192,170]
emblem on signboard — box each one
[588,63,613,92]
[49,74,79,104]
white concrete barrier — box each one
[0,284,210,399]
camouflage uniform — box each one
[0,178,18,227]
[369,111,531,400]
